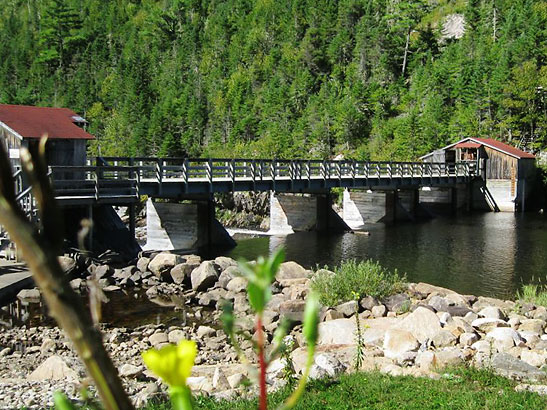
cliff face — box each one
[0,0,545,159]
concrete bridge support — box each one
[269,192,350,234]
[144,197,235,251]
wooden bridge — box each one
[13,157,478,206]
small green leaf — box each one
[303,292,320,348]
[53,392,77,410]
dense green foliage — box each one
[311,259,406,306]
[1,0,546,159]
[144,367,546,409]
[518,283,547,307]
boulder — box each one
[360,296,379,311]
[383,329,419,359]
[277,262,309,280]
[170,263,197,285]
[279,300,307,322]
[191,261,219,291]
[473,296,514,312]
[226,277,247,293]
[395,306,442,343]
[486,328,524,351]
[93,265,113,279]
[519,319,545,335]
[413,283,457,297]
[168,329,186,344]
[428,296,449,312]
[149,253,184,278]
[490,352,546,380]
[58,256,78,275]
[28,355,78,381]
[149,332,168,347]
[433,347,464,368]
[17,288,41,301]
[459,332,479,346]
[214,256,237,271]
[335,300,359,317]
[520,350,546,368]
[218,266,240,289]
[309,354,347,379]
[471,318,509,333]
[431,330,457,348]
[317,319,357,345]
[371,305,387,318]
[383,293,410,312]
[478,306,507,320]
[137,257,150,272]
[197,326,216,338]
[119,364,143,378]
[322,309,344,321]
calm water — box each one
[219,213,547,300]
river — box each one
[217,212,547,300]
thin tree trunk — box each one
[402,27,411,76]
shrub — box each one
[311,260,406,307]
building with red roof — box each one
[0,104,95,168]
[420,137,537,212]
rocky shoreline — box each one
[1,254,547,408]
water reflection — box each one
[222,213,547,299]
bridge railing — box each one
[85,157,476,186]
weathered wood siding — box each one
[483,147,518,180]
[0,124,23,169]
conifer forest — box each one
[0,0,546,160]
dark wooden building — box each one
[421,137,536,212]
[0,104,94,170]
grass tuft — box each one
[311,259,406,307]
[517,282,547,308]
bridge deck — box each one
[13,157,477,206]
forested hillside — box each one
[0,0,546,160]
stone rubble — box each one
[2,254,546,408]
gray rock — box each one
[520,350,547,368]
[149,253,184,279]
[459,332,479,346]
[94,265,113,279]
[28,355,78,381]
[519,319,545,334]
[226,277,247,293]
[322,309,344,321]
[431,330,457,348]
[149,332,168,347]
[428,296,449,312]
[58,256,77,275]
[335,300,359,317]
[168,329,186,344]
[191,261,219,291]
[309,354,347,379]
[170,263,196,285]
[218,266,239,289]
[17,288,41,301]
[119,364,143,378]
[383,293,410,312]
[471,318,509,333]
[317,319,357,345]
[371,305,387,318]
[137,257,150,272]
[277,262,309,280]
[491,352,546,380]
[383,329,419,359]
[360,295,379,311]
[478,306,507,321]
[214,256,237,271]
[197,326,216,338]
[395,306,442,343]
[279,300,307,322]
[446,305,472,317]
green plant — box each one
[311,260,406,307]
[517,282,547,308]
[222,249,320,410]
[351,291,364,371]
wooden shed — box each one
[421,137,536,212]
[0,104,94,170]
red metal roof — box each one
[472,138,535,159]
[455,142,481,149]
[0,104,94,140]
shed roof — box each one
[420,137,535,160]
[0,104,94,140]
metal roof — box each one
[0,104,95,140]
[420,137,536,160]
